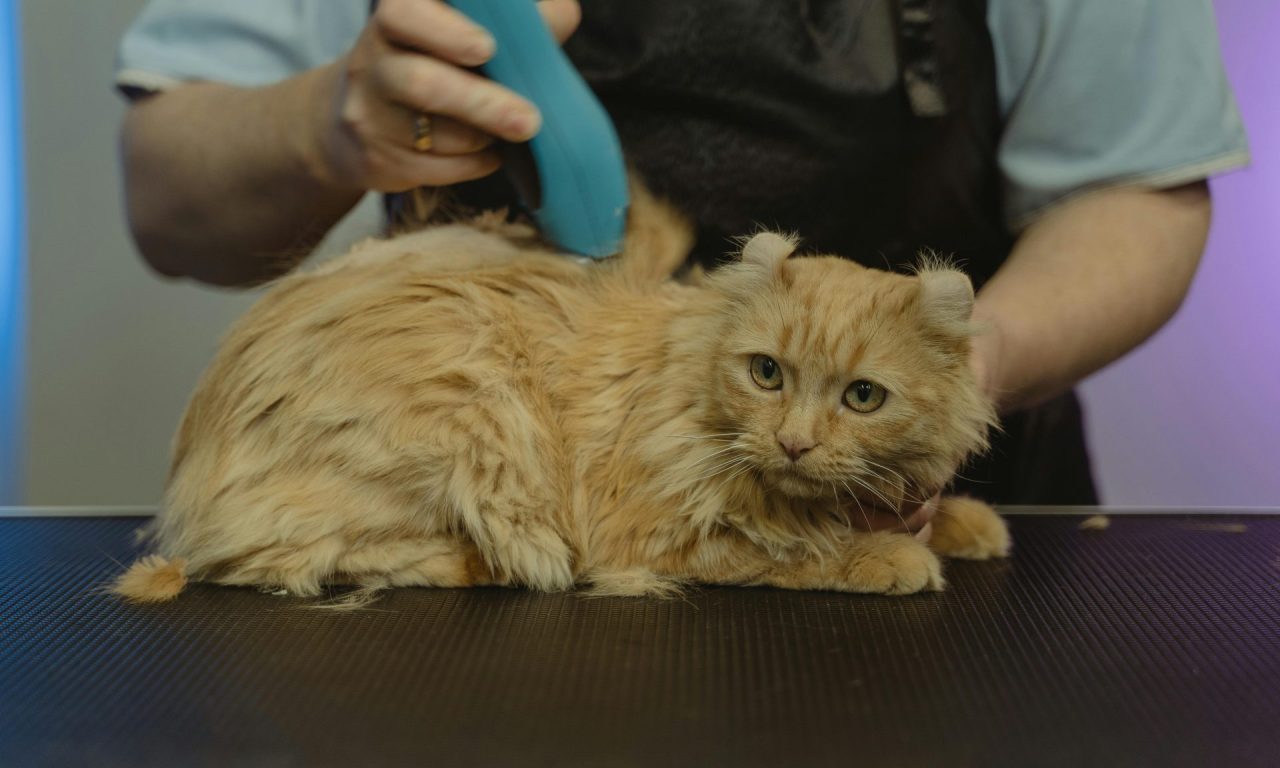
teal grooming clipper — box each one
[448,0,629,258]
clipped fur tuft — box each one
[581,569,688,599]
[306,585,387,611]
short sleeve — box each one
[115,0,367,96]
[988,0,1249,230]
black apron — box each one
[393,0,1098,505]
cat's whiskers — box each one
[680,434,746,470]
[687,443,748,473]
[689,442,745,462]
[858,457,910,492]
[846,474,914,533]
[724,462,755,484]
[846,473,897,511]
[664,432,744,442]
[696,458,747,483]
[860,456,985,497]
[855,460,930,507]
[691,454,751,484]
[712,462,754,492]
[830,480,852,530]
[840,479,876,532]
[950,469,989,485]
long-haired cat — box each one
[114,192,1008,604]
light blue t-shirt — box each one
[115,0,1249,230]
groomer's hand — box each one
[313,0,581,193]
[850,334,997,542]
[851,493,939,543]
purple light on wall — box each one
[1080,0,1280,506]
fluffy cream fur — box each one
[114,191,1006,604]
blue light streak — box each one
[0,0,26,503]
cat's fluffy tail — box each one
[615,179,696,285]
[112,554,189,603]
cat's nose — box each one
[777,435,816,462]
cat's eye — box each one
[844,380,887,412]
[750,355,783,390]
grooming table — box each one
[2,509,1278,767]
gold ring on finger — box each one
[412,113,434,152]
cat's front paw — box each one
[928,495,1010,560]
[843,533,944,595]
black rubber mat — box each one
[2,514,1278,767]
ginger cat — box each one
[114,194,1008,604]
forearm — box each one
[971,183,1212,413]
[121,63,360,286]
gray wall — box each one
[20,1,378,504]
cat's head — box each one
[700,232,996,505]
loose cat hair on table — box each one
[114,191,1008,605]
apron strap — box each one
[897,0,949,116]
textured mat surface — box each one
[2,514,1278,767]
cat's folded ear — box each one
[916,268,976,329]
[739,231,798,275]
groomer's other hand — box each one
[849,492,939,543]
[312,0,581,193]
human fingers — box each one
[847,493,938,534]
[321,0,576,192]
[375,0,581,62]
[393,145,502,189]
[337,72,502,188]
[323,68,500,191]
[375,50,541,142]
[375,143,503,192]
[398,111,494,156]
[538,0,582,43]
[902,494,940,532]
[372,0,497,67]
[847,505,914,533]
